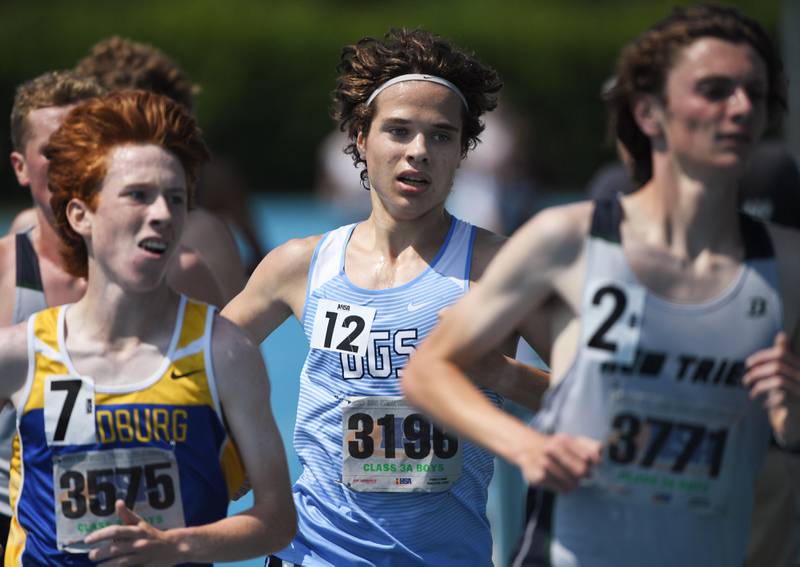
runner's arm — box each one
[167,245,225,307]
[5,207,36,235]
[462,348,549,411]
[463,228,550,411]
[404,207,600,491]
[222,236,319,343]
[0,323,31,407]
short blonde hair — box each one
[10,70,104,151]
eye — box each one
[745,84,767,104]
[696,79,734,101]
[433,132,452,143]
[388,127,408,137]
[127,190,147,202]
[167,193,186,206]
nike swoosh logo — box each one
[171,368,203,380]
[407,302,430,312]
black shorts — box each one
[266,556,300,567]
[0,513,10,559]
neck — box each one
[31,208,66,263]
[70,269,177,344]
[362,201,451,259]
[626,154,742,259]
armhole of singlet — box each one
[202,305,223,420]
[300,229,333,329]
[12,232,40,325]
[337,223,359,276]
[739,214,785,333]
[16,314,39,423]
[589,196,623,243]
[301,224,356,327]
[463,224,477,291]
[15,232,43,291]
[740,213,775,261]
[537,201,608,427]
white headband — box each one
[365,73,469,110]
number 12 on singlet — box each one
[310,299,377,357]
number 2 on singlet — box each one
[582,279,645,365]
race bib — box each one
[310,299,377,357]
[53,447,185,552]
[342,396,462,492]
[594,391,742,514]
[582,279,646,365]
[44,376,96,446]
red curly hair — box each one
[46,90,209,278]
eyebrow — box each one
[695,74,766,84]
[122,183,186,192]
[382,117,460,133]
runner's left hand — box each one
[84,500,182,566]
[744,332,800,444]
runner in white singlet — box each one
[404,5,800,566]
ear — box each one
[632,95,664,138]
[65,198,92,237]
[10,151,29,186]
[356,130,367,158]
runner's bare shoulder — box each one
[469,227,506,282]
[252,234,324,291]
[511,201,593,272]
[0,321,32,403]
[470,202,593,283]
[0,234,17,326]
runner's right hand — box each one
[515,431,601,493]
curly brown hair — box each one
[46,90,209,278]
[605,3,786,186]
[333,28,502,187]
[10,70,104,152]
[75,36,199,111]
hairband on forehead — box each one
[365,73,469,110]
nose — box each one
[148,194,173,226]
[729,86,754,118]
[406,132,429,163]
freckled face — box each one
[657,38,768,173]
[357,81,464,221]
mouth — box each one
[396,171,431,192]
[137,237,169,257]
[716,132,752,145]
